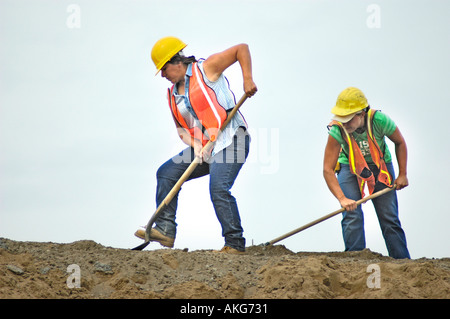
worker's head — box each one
[341,109,367,133]
[151,36,187,74]
[331,87,369,122]
[151,36,198,85]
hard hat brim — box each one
[332,112,357,123]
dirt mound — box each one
[1,237,449,299]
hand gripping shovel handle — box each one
[132,94,249,250]
[263,185,397,247]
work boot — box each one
[214,246,245,255]
[134,228,175,248]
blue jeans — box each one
[337,162,410,259]
[154,128,250,251]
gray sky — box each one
[1,0,449,259]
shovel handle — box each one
[265,185,397,246]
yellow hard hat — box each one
[151,36,187,73]
[331,87,369,122]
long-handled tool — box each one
[262,185,396,246]
[132,94,249,250]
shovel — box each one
[132,94,249,250]
[262,185,396,246]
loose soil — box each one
[1,238,449,299]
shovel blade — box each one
[131,241,150,251]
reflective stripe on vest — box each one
[330,109,392,198]
[168,62,228,146]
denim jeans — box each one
[337,162,410,259]
[154,128,250,251]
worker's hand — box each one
[244,79,257,97]
[193,141,204,163]
[394,174,409,190]
[193,140,213,163]
[339,197,357,211]
[201,146,212,163]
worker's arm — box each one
[202,43,257,97]
[387,127,409,190]
[323,135,357,211]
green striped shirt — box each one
[328,111,397,165]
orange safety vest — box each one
[330,109,392,198]
[168,62,228,146]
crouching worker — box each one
[135,36,257,254]
[323,87,410,259]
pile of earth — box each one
[1,237,449,299]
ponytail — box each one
[167,51,197,66]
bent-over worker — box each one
[135,36,257,254]
[323,87,410,259]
